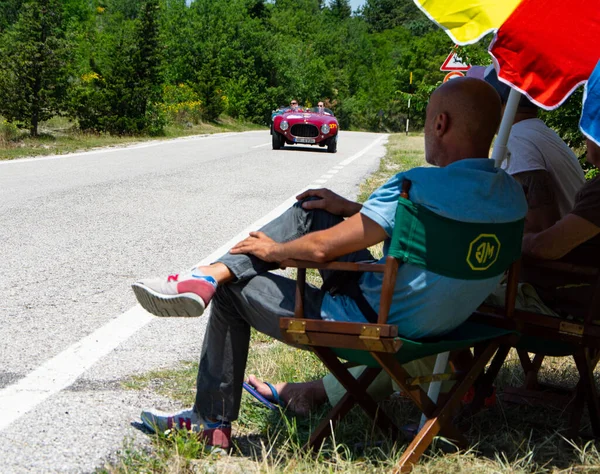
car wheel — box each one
[327,137,337,153]
[272,132,284,150]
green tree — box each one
[69,0,163,134]
[0,0,71,136]
[328,0,351,19]
[0,0,25,32]
[360,0,433,33]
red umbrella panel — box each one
[490,0,600,110]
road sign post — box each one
[406,71,413,135]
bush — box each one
[0,119,19,144]
[222,76,271,123]
[159,84,202,125]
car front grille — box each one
[291,124,319,138]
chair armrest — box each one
[280,259,386,273]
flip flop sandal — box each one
[243,381,282,410]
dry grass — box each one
[0,116,264,160]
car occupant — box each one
[289,100,300,112]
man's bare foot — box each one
[245,375,327,416]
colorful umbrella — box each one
[414,0,599,109]
[413,0,600,158]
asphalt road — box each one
[0,130,388,473]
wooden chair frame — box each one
[279,256,516,472]
[469,258,600,437]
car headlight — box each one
[280,121,289,131]
[321,124,330,134]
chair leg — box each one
[469,344,510,414]
[373,353,468,447]
[379,342,501,473]
[573,349,600,437]
[312,347,399,443]
[517,350,544,389]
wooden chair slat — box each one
[279,317,399,337]
[280,330,402,353]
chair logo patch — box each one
[467,234,500,270]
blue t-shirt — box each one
[320,158,528,339]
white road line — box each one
[0,306,153,431]
[313,179,328,184]
[327,170,340,174]
[0,131,266,165]
[0,134,386,433]
[251,142,271,148]
[339,134,387,166]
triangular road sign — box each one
[440,50,471,72]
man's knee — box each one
[293,197,342,227]
[212,283,240,310]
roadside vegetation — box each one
[104,134,600,473]
[0,116,264,160]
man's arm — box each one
[295,188,362,217]
[522,213,600,260]
[511,170,561,233]
[230,212,387,263]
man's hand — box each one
[230,231,281,262]
[296,188,362,217]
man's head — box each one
[484,66,538,112]
[290,100,298,110]
[424,77,502,167]
[318,101,324,108]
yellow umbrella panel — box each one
[414,0,522,45]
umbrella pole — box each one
[492,88,522,167]
[418,351,450,430]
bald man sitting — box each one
[133,78,527,446]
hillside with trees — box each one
[0,0,584,151]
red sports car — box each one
[271,107,339,153]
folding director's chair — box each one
[279,180,524,472]
[470,257,600,437]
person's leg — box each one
[247,355,459,416]
[211,199,366,282]
[195,272,325,420]
[245,375,328,415]
[142,272,323,442]
[247,364,392,415]
[132,200,363,317]
[323,366,395,406]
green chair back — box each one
[389,197,524,280]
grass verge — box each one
[0,116,265,161]
[105,134,600,473]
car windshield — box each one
[308,107,333,115]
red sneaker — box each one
[140,408,231,449]
[132,269,217,317]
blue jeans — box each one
[194,200,373,421]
